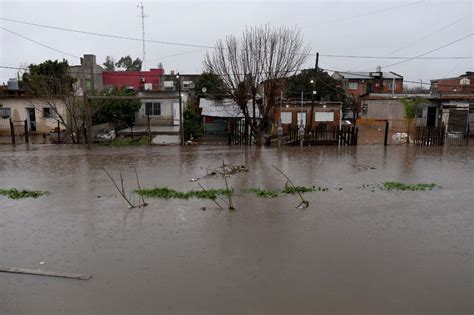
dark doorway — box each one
[427,107,437,127]
[366,83,372,94]
[26,108,36,132]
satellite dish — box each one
[202,87,207,93]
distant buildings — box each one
[430,72,474,95]
[332,67,403,97]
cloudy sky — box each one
[0,0,472,86]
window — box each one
[0,107,11,118]
[297,112,307,127]
[43,107,56,118]
[145,102,161,116]
[314,112,334,122]
[280,112,292,124]
[85,79,92,89]
[164,81,174,88]
[348,82,358,90]
[460,78,470,86]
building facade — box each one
[332,68,403,97]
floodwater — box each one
[0,144,472,314]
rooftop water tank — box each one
[7,78,19,91]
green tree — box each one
[103,56,115,71]
[286,68,342,101]
[115,55,142,71]
[93,87,141,129]
[400,97,426,144]
[194,72,227,100]
[183,102,202,141]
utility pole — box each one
[177,73,184,145]
[138,2,146,67]
[310,52,319,128]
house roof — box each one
[333,71,403,80]
[199,98,261,118]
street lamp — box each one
[176,73,184,145]
[310,79,316,128]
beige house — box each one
[0,96,67,136]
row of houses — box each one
[1,53,473,144]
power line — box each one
[382,33,474,68]
[304,1,423,28]
[1,17,472,61]
[319,54,472,60]
[350,15,471,70]
[0,26,80,59]
[0,17,215,49]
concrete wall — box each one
[0,98,67,135]
[362,99,406,129]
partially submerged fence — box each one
[288,125,358,146]
[414,124,445,146]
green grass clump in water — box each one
[246,188,280,198]
[282,185,322,194]
[136,187,231,200]
[383,181,438,191]
[0,188,49,199]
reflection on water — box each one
[0,144,473,314]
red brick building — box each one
[430,72,474,95]
[332,68,403,97]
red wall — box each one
[102,68,164,90]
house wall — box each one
[135,99,174,126]
[135,93,188,126]
[0,98,66,135]
[361,99,406,129]
[103,68,164,91]
[69,54,103,94]
[274,104,341,132]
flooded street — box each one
[0,144,473,314]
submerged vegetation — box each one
[358,181,440,192]
[245,188,280,198]
[136,187,232,200]
[246,185,328,198]
[0,188,49,199]
[383,181,438,191]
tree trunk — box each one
[255,129,265,146]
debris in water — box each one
[0,267,92,280]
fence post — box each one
[24,119,29,144]
[9,119,15,144]
[56,120,60,144]
[384,120,389,146]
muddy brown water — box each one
[0,144,473,314]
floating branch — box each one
[134,166,148,207]
[0,267,91,280]
[196,181,223,210]
[271,165,309,209]
[103,167,135,208]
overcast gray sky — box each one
[1,0,473,86]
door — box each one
[26,108,36,132]
[297,112,307,127]
[173,102,181,126]
[427,107,437,127]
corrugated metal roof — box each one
[199,98,261,118]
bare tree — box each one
[204,25,310,145]
[22,60,86,144]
